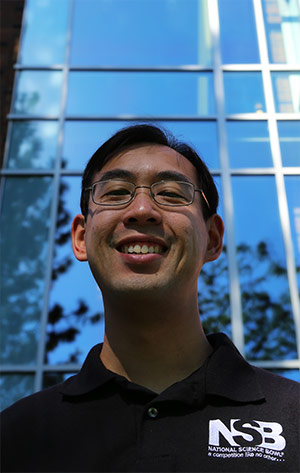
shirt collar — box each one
[204,333,265,403]
[60,333,265,404]
[60,343,115,396]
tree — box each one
[199,242,298,361]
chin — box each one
[105,276,172,298]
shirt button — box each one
[147,407,158,418]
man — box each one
[1,124,299,472]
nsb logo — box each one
[209,419,286,451]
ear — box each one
[72,214,88,261]
[204,214,224,263]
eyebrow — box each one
[96,169,192,184]
[97,169,135,182]
[155,171,191,184]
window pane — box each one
[198,177,231,337]
[262,0,300,64]
[199,252,231,337]
[46,177,104,365]
[66,72,215,117]
[278,121,300,167]
[268,369,300,382]
[272,72,300,113]
[232,176,297,361]
[19,0,69,65]
[0,177,53,364]
[0,375,35,411]
[62,121,136,169]
[13,71,63,116]
[6,121,59,169]
[224,72,266,114]
[43,372,74,389]
[158,121,219,169]
[285,176,300,291]
[227,121,273,168]
[218,0,259,63]
[71,0,211,66]
[62,121,219,170]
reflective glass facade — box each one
[1,0,300,410]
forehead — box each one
[95,144,199,183]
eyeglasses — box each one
[85,179,210,209]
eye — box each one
[94,181,133,203]
[104,187,131,196]
[158,189,185,198]
[154,182,191,203]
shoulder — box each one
[206,333,299,403]
[251,366,299,423]
[1,383,63,430]
[0,381,71,470]
[1,381,81,472]
[253,366,299,399]
[1,343,105,425]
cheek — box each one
[187,219,208,259]
[180,212,205,243]
[86,210,119,247]
[171,213,206,258]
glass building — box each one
[1,0,300,410]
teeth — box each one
[141,245,148,254]
[120,244,163,254]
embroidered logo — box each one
[208,419,286,463]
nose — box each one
[122,187,162,225]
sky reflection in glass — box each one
[218,0,259,64]
[13,71,63,116]
[232,176,297,361]
[0,375,35,411]
[285,176,300,291]
[224,72,266,114]
[268,369,300,382]
[0,177,53,364]
[19,0,69,65]
[227,121,273,168]
[47,177,104,365]
[62,121,219,170]
[67,72,215,117]
[198,177,231,338]
[278,121,300,167]
[43,372,74,390]
[7,121,59,169]
[71,0,211,66]
[159,121,219,169]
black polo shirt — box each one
[1,333,299,472]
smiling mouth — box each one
[118,243,167,255]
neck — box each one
[100,292,212,393]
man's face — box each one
[72,144,223,301]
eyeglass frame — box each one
[85,179,211,209]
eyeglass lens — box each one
[92,180,195,206]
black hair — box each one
[80,124,219,220]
